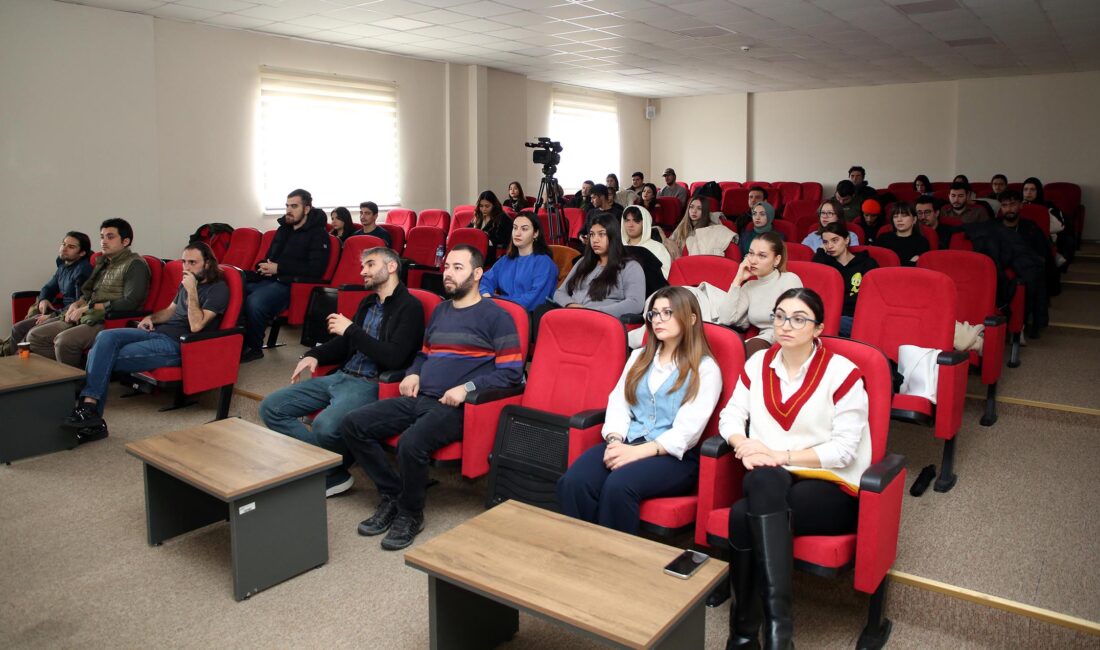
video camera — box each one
[524,137,562,166]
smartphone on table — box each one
[663,549,709,579]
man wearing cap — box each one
[945,181,989,225]
[916,196,961,249]
[855,198,886,246]
[658,168,688,207]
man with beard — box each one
[61,243,229,443]
[340,244,523,550]
[916,195,961,249]
[5,231,93,355]
[240,188,331,361]
[259,247,424,497]
[945,181,988,224]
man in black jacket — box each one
[241,188,331,360]
[259,246,424,496]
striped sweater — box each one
[407,299,524,398]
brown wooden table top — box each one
[404,500,728,649]
[0,355,86,394]
[125,418,341,500]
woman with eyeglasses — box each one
[553,212,645,317]
[558,286,722,533]
[622,205,671,278]
[718,287,871,650]
[801,199,858,251]
[669,195,735,259]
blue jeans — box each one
[259,371,379,471]
[557,441,699,534]
[243,279,290,350]
[81,328,181,415]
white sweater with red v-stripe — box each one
[718,345,872,492]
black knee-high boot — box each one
[725,543,762,650]
[749,510,794,650]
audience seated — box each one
[478,214,559,311]
[672,196,736,257]
[658,168,688,205]
[554,212,645,318]
[834,180,861,222]
[340,245,523,551]
[61,242,227,443]
[987,174,1008,200]
[917,195,961,249]
[260,247,424,497]
[1022,176,1072,267]
[470,191,514,264]
[558,286,721,533]
[741,200,784,256]
[569,180,595,212]
[622,206,671,279]
[801,199,858,251]
[735,186,769,233]
[811,222,877,337]
[240,189,330,362]
[5,231,93,355]
[848,165,876,206]
[26,218,151,367]
[913,174,932,195]
[718,287,871,650]
[628,171,645,202]
[945,181,988,224]
[606,173,632,207]
[638,182,660,215]
[358,201,393,248]
[502,181,531,213]
[585,183,624,225]
[853,199,883,245]
[329,206,361,243]
[875,202,929,266]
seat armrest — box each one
[466,385,524,405]
[338,283,366,291]
[11,290,41,299]
[983,314,1006,327]
[859,453,906,493]
[378,368,406,384]
[569,408,605,429]
[180,326,244,344]
[619,313,644,325]
[404,262,439,271]
[936,350,969,365]
[105,309,151,320]
[701,436,732,458]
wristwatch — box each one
[463,381,476,393]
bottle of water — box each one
[434,244,445,267]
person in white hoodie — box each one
[621,205,671,279]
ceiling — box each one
[59,0,1100,97]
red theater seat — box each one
[418,209,450,233]
[784,242,813,263]
[787,261,842,336]
[668,255,738,289]
[800,182,823,205]
[851,246,900,268]
[221,227,261,270]
[385,209,417,235]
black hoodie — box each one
[264,207,331,283]
[812,248,878,317]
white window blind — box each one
[549,91,620,191]
[259,68,399,212]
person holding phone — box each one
[557,286,721,533]
[62,243,229,443]
[717,288,871,650]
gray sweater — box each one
[554,259,645,317]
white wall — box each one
[649,94,749,184]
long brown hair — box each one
[183,241,223,283]
[624,286,712,406]
[670,196,710,246]
[753,231,788,273]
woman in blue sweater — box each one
[479,214,559,311]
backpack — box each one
[695,181,722,202]
[188,223,235,261]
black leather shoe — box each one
[240,347,264,363]
[357,497,398,536]
[76,423,109,444]
[63,404,103,430]
[381,511,425,550]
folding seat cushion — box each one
[221,228,262,270]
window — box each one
[549,90,620,192]
[259,68,399,212]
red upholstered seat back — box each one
[784,199,818,223]
[142,256,167,312]
[701,323,745,440]
[721,188,750,216]
[771,220,797,242]
[800,182,823,204]
[446,228,490,259]
[452,204,475,216]
[404,226,446,266]
[418,209,451,232]
[718,181,742,191]
[218,264,245,329]
[563,208,586,239]
[887,183,918,202]
[252,230,278,267]
[410,289,442,329]
[847,222,865,244]
[655,197,681,229]
[385,209,417,235]
[819,337,892,463]
[787,261,843,336]
[221,227,261,270]
[158,259,184,309]
[916,250,997,327]
[449,209,475,237]
[668,255,738,288]
[522,309,625,415]
[1043,182,1080,218]
[379,223,405,254]
[775,182,802,204]
[321,234,341,281]
[784,242,813,262]
[331,235,386,286]
[850,245,900,268]
[851,267,955,362]
[491,297,530,361]
[1019,204,1051,238]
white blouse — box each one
[603,349,723,460]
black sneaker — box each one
[357,496,399,536]
[76,422,109,444]
[381,511,424,551]
[240,347,264,363]
[63,404,104,430]
[324,471,354,498]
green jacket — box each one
[81,248,151,325]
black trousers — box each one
[727,466,858,548]
[340,395,464,515]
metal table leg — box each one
[428,576,519,650]
[228,473,328,600]
[144,464,226,546]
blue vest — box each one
[625,362,690,443]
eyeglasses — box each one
[770,312,820,329]
[645,308,675,323]
[915,209,936,216]
[818,210,838,217]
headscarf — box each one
[740,201,776,254]
[621,205,672,278]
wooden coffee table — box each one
[0,355,85,464]
[126,418,341,600]
[405,500,728,649]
